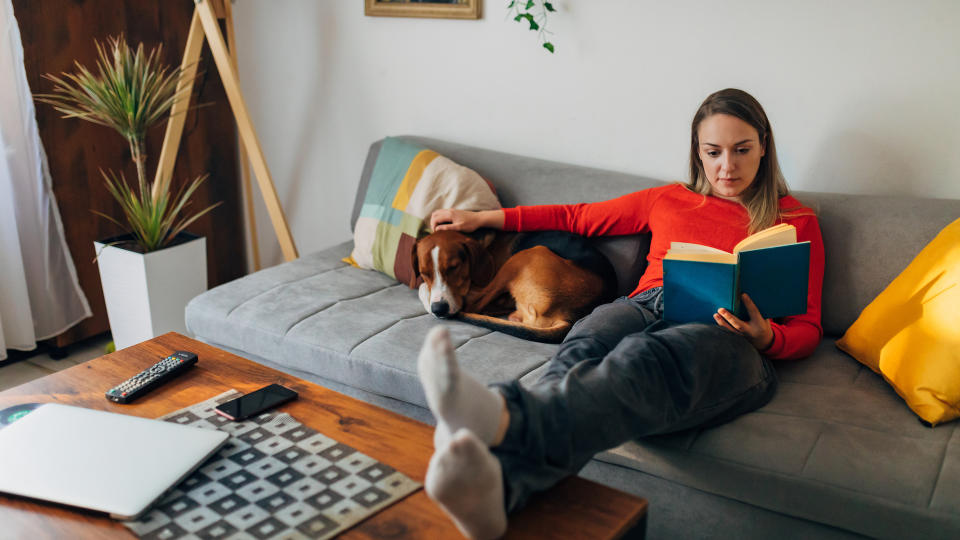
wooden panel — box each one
[13,0,244,348]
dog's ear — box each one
[467,229,497,249]
[464,238,495,286]
[407,239,423,289]
[478,229,497,248]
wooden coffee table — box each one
[0,332,647,538]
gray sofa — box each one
[186,136,960,539]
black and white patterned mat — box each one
[124,390,421,539]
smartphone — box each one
[214,384,298,421]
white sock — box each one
[426,428,507,540]
[418,325,504,447]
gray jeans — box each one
[491,287,778,512]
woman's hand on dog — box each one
[430,209,505,233]
[714,294,774,351]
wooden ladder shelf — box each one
[155,0,298,266]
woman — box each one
[417,88,824,539]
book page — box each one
[734,223,797,253]
[668,242,730,254]
[664,251,737,264]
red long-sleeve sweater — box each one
[501,183,824,361]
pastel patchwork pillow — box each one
[347,137,500,287]
[836,218,960,426]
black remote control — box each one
[105,351,198,404]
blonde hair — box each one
[687,89,803,233]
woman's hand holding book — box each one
[714,293,774,351]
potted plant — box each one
[36,35,220,350]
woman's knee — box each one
[564,299,654,345]
[601,328,775,431]
[544,301,654,381]
[606,324,768,399]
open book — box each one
[662,223,810,324]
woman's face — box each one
[696,113,765,202]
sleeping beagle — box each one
[411,229,616,343]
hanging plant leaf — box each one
[515,13,538,30]
[507,0,557,54]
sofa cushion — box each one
[836,218,960,426]
[185,241,555,409]
[596,339,960,539]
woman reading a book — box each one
[418,88,824,539]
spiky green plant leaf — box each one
[36,37,192,143]
[97,169,219,252]
[35,35,216,253]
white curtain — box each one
[0,0,91,360]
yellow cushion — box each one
[836,218,960,426]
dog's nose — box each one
[431,301,450,318]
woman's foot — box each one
[425,428,507,539]
[418,326,504,447]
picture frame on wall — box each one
[364,0,482,20]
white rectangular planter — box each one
[94,234,207,350]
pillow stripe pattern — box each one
[347,137,500,288]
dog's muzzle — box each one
[419,282,459,318]
[430,300,451,318]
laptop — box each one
[0,403,229,520]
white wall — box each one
[233,0,960,269]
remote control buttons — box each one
[104,351,198,404]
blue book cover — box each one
[663,260,738,324]
[663,241,810,324]
[737,242,810,320]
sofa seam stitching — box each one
[596,449,958,519]
[224,264,348,318]
[513,358,553,382]
[607,435,942,509]
[751,409,945,442]
[453,331,555,383]
[799,428,823,475]
[775,378,867,389]
[925,424,955,509]
[283,283,408,336]
[452,331,494,353]
[347,312,433,357]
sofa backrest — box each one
[793,191,958,336]
[354,136,960,337]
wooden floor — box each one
[0,335,112,393]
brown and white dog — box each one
[411,229,616,343]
